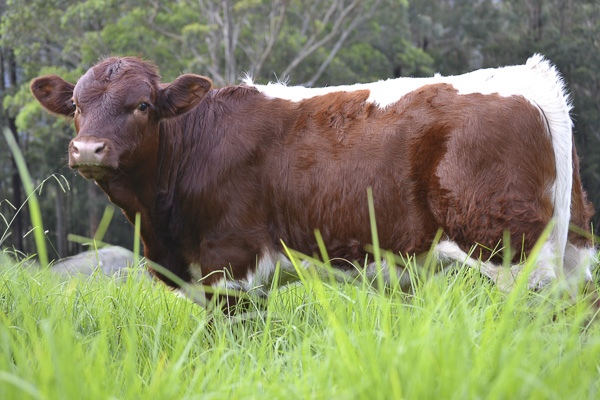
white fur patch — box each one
[188,262,204,283]
[563,244,596,282]
[179,263,208,306]
[244,249,304,296]
[434,240,558,291]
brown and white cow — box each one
[31,55,597,310]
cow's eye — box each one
[138,102,148,112]
[72,101,77,111]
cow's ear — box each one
[158,74,212,118]
[30,75,76,117]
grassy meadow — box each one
[1,249,600,400]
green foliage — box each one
[325,42,390,84]
[394,40,434,76]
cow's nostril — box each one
[94,143,106,154]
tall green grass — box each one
[3,127,49,266]
[1,251,599,400]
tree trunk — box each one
[8,118,23,251]
[222,0,236,84]
[1,47,24,252]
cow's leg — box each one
[432,239,559,292]
[182,262,269,315]
[182,248,320,314]
[180,283,268,318]
[207,280,268,315]
[355,258,415,291]
[563,243,600,309]
[435,238,599,314]
[195,271,270,315]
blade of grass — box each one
[367,187,385,291]
[3,127,48,267]
[67,234,111,249]
[94,205,115,243]
[133,212,141,266]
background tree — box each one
[1,0,599,259]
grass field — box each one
[1,249,600,400]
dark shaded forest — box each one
[1,0,599,259]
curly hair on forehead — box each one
[93,56,162,85]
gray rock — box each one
[52,246,152,281]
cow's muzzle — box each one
[69,138,115,180]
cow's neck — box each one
[93,111,199,274]
[95,142,163,259]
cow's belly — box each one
[267,162,435,264]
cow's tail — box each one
[526,54,573,272]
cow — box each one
[31,55,597,312]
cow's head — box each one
[31,57,212,182]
